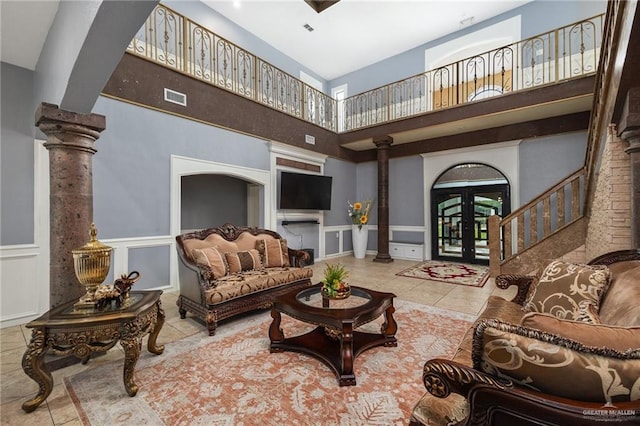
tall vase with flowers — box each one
[348,199,372,229]
[348,199,372,258]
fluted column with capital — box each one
[373,136,394,263]
[35,103,106,308]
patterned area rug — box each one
[65,300,475,425]
[396,260,490,287]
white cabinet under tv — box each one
[389,241,424,260]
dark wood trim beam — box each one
[338,76,595,145]
[275,157,321,172]
[349,111,591,163]
[305,0,340,13]
[104,53,594,165]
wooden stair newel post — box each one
[619,88,640,249]
[373,136,393,263]
[35,103,106,308]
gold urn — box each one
[73,223,112,310]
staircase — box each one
[488,168,586,276]
[488,0,633,277]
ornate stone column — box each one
[373,136,393,263]
[35,103,106,308]
[618,88,640,249]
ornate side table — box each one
[21,290,165,413]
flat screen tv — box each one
[279,171,332,210]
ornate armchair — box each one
[410,250,640,425]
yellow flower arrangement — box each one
[348,199,372,230]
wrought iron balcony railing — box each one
[127,4,603,134]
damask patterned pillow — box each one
[255,238,290,268]
[521,312,640,352]
[191,247,228,278]
[224,249,263,274]
[522,260,610,321]
[473,319,640,403]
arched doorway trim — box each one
[421,141,520,260]
[170,155,271,286]
[433,162,509,188]
[431,163,511,264]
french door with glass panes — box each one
[431,185,509,264]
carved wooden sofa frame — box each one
[410,249,640,425]
[175,223,313,335]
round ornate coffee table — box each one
[269,284,397,386]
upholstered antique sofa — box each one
[175,223,313,335]
[410,249,640,425]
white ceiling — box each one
[0,1,60,70]
[1,0,532,79]
[203,0,533,80]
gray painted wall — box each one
[323,157,356,226]
[390,156,424,226]
[325,230,340,255]
[356,162,378,225]
[1,63,35,245]
[91,96,270,239]
[181,174,248,230]
[129,245,171,290]
[519,131,587,204]
[329,0,606,95]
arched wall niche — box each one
[169,155,271,284]
[170,155,271,235]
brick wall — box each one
[561,244,587,264]
[585,125,632,260]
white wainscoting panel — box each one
[0,246,45,327]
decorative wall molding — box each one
[170,155,272,288]
[102,235,175,291]
[0,140,49,328]
[270,143,328,256]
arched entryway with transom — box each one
[431,163,511,264]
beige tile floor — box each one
[0,255,516,425]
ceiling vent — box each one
[303,23,314,32]
[164,88,187,106]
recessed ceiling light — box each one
[232,0,241,9]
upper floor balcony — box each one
[126,4,603,150]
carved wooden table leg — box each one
[21,329,52,413]
[147,300,165,355]
[269,308,284,350]
[381,304,398,346]
[120,334,142,397]
[339,323,356,386]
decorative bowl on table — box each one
[320,263,351,300]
